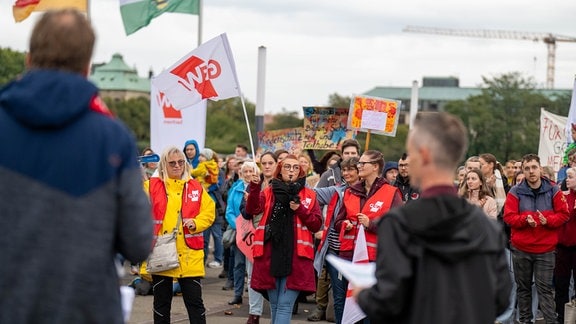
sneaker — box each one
[208,261,223,269]
[218,269,227,279]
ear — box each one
[420,146,431,166]
[25,53,31,68]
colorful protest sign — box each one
[257,128,304,154]
[347,95,401,136]
[302,107,355,150]
[236,217,255,262]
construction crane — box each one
[403,25,576,89]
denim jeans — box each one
[246,260,264,316]
[326,260,346,324]
[203,222,223,264]
[496,248,516,324]
[512,248,556,323]
[232,245,246,298]
[268,277,300,324]
[152,275,206,324]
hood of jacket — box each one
[0,69,98,129]
[183,139,200,168]
[391,195,503,263]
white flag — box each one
[152,33,240,110]
[564,77,576,142]
[342,225,369,324]
[150,84,206,153]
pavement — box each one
[123,263,329,324]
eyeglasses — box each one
[167,160,185,167]
[398,163,409,168]
[357,161,379,167]
[282,164,300,171]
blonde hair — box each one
[157,146,191,182]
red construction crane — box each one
[403,25,576,89]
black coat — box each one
[357,193,511,324]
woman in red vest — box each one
[335,150,403,262]
[145,147,215,324]
[245,154,323,324]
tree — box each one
[0,47,26,86]
[264,108,302,130]
[206,97,256,154]
[444,72,569,161]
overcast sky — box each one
[1,0,575,115]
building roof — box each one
[89,53,150,93]
[364,84,571,102]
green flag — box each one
[120,0,199,35]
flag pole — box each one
[197,0,202,46]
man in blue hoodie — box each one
[0,9,152,324]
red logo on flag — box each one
[157,91,182,120]
[170,56,222,100]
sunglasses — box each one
[168,160,185,167]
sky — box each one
[1,0,576,116]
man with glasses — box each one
[504,154,569,324]
[395,153,420,203]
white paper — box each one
[120,286,135,322]
[360,109,387,131]
[326,254,376,288]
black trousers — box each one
[152,275,206,324]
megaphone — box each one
[139,154,160,164]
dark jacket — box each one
[0,70,153,324]
[357,187,511,324]
[394,174,420,202]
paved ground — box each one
[124,264,328,324]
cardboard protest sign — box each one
[347,95,401,136]
[257,128,304,154]
[302,107,355,150]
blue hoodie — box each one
[183,139,200,168]
[0,69,152,324]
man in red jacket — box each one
[504,153,570,324]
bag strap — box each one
[172,212,182,234]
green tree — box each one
[444,72,568,161]
[265,108,302,130]
[206,97,256,154]
[0,47,26,86]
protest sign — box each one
[302,107,354,150]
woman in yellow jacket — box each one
[144,146,215,324]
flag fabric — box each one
[13,0,87,22]
[565,77,576,143]
[152,33,240,110]
[150,84,206,153]
[120,0,199,35]
[342,225,369,324]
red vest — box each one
[317,193,340,254]
[149,178,204,250]
[252,187,317,260]
[339,184,398,261]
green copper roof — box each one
[364,85,570,102]
[89,53,150,93]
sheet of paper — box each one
[326,254,376,288]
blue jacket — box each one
[226,179,246,229]
[0,70,153,324]
[183,139,200,168]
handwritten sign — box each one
[257,127,304,154]
[235,216,255,262]
[347,95,401,136]
[302,107,355,150]
[539,108,568,172]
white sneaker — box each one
[208,261,223,269]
